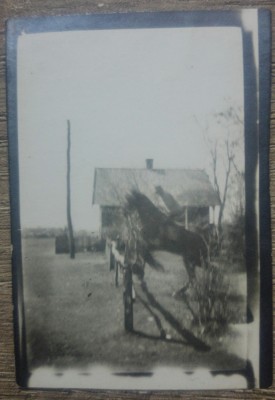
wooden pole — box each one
[67,120,75,259]
[124,264,133,332]
[115,261,119,287]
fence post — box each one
[107,240,115,271]
[124,264,133,332]
[115,261,119,287]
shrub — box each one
[191,263,231,334]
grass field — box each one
[22,238,248,376]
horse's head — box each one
[126,190,167,226]
[155,185,164,196]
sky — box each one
[17,11,258,231]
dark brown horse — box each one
[125,190,209,291]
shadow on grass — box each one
[139,281,211,352]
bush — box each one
[191,264,231,334]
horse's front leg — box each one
[185,257,196,287]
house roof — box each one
[92,168,220,208]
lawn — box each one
[22,238,248,377]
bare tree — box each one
[215,106,244,228]
[196,105,244,248]
[67,120,75,259]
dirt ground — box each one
[21,238,248,375]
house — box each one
[92,159,220,238]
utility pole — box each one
[67,120,75,259]
[123,244,133,332]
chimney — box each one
[146,159,153,170]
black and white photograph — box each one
[6,9,272,390]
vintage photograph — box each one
[7,9,271,390]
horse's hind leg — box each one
[173,256,195,298]
[185,257,196,286]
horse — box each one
[125,190,209,293]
